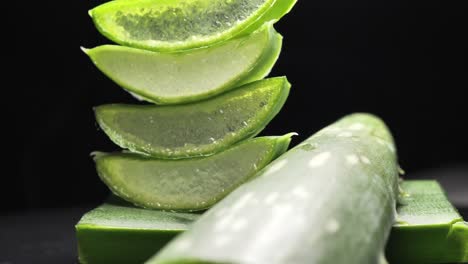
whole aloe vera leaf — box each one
[386,180,468,264]
[147,113,400,264]
[94,134,293,211]
[95,77,290,159]
[89,0,296,51]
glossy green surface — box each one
[148,113,400,264]
[387,180,468,264]
[90,0,296,51]
[84,24,282,105]
[94,135,293,211]
[76,180,467,264]
[76,197,200,264]
[95,77,290,159]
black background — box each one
[7,0,467,212]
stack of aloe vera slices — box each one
[78,0,468,263]
[77,113,468,264]
[84,1,297,212]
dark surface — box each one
[7,0,467,211]
[0,207,90,264]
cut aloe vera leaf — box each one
[75,181,466,263]
[76,196,200,264]
[95,77,290,159]
[84,23,282,105]
[386,180,468,264]
[148,113,400,264]
[94,134,293,211]
[89,0,296,52]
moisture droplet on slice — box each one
[94,134,293,211]
[83,24,282,104]
[89,0,297,51]
[94,77,290,159]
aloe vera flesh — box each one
[84,24,282,105]
[148,113,400,264]
[94,135,292,211]
[90,0,296,51]
[387,180,468,264]
[95,77,290,159]
[76,197,200,264]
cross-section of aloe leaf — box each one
[386,180,468,264]
[89,0,296,51]
[94,134,293,211]
[94,77,290,159]
[76,196,201,264]
[83,23,281,104]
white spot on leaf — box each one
[272,204,294,215]
[265,159,288,175]
[346,154,359,165]
[360,155,371,164]
[326,219,340,233]
[231,192,254,212]
[215,217,232,231]
[308,151,331,168]
[231,218,248,232]
[292,186,309,199]
[214,236,231,247]
[386,142,396,153]
[348,123,365,130]
[328,127,340,132]
[376,138,386,145]
[174,238,192,250]
[264,192,279,205]
[337,131,353,138]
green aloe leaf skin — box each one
[95,77,290,159]
[94,134,294,211]
[83,23,282,105]
[386,180,468,264]
[89,0,296,52]
[76,180,468,264]
[76,197,201,264]
[147,113,400,264]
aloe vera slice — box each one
[94,134,292,211]
[95,77,290,158]
[89,0,296,51]
[386,180,468,264]
[148,113,400,264]
[83,24,282,104]
[76,197,201,264]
